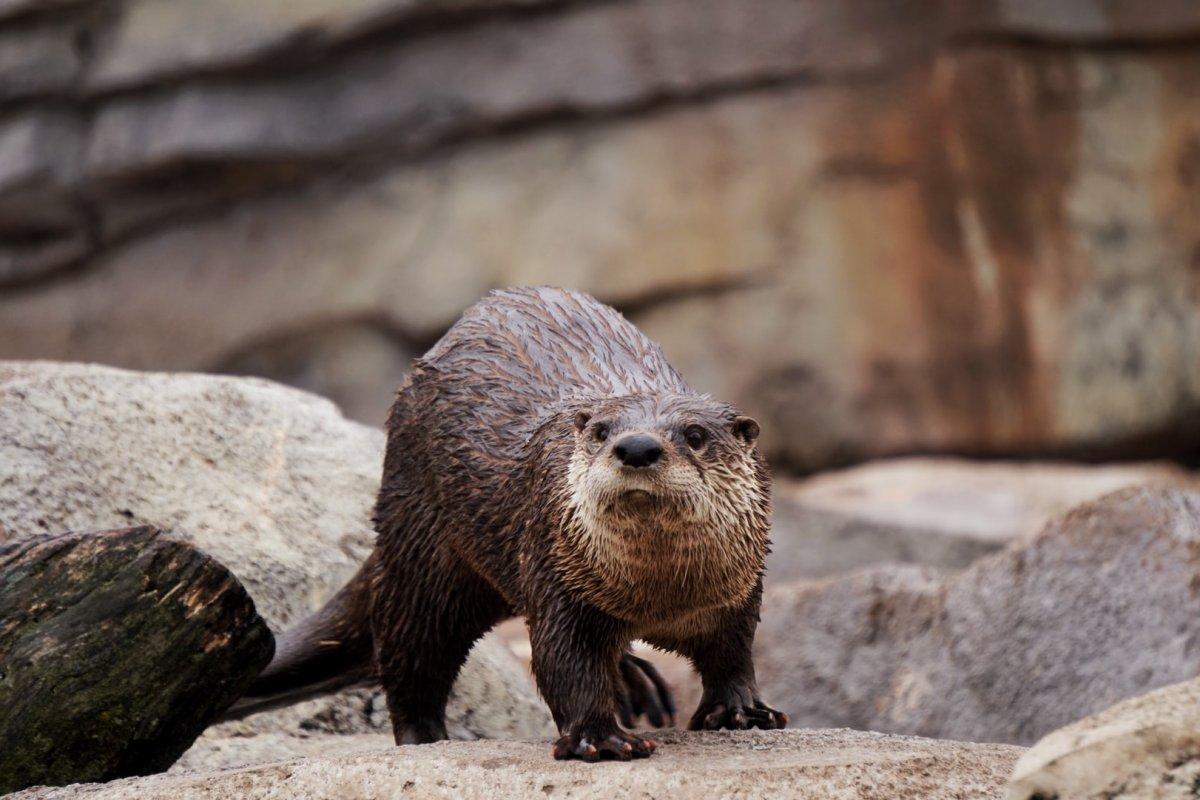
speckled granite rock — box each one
[1008,678,1200,800]
[8,729,1024,800]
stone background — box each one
[2,0,1200,471]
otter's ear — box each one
[573,410,592,434]
[732,416,761,448]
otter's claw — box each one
[616,652,676,728]
[552,729,657,762]
[689,697,788,731]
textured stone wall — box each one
[2,0,1199,469]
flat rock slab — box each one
[0,527,274,793]
[8,730,1024,800]
[768,457,1193,581]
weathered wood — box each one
[0,526,274,794]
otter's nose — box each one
[612,434,663,468]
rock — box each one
[2,2,1200,470]
[755,487,1200,745]
[87,0,556,93]
[632,39,1200,469]
[0,527,274,794]
[6,729,1024,800]
[0,360,380,628]
[0,361,554,769]
[0,111,82,228]
[768,457,1194,582]
[0,90,783,362]
[1007,678,1200,800]
[0,23,81,101]
[0,0,87,24]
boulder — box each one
[768,457,1194,582]
[0,361,554,770]
[755,487,1200,745]
[6,729,1024,800]
[1007,678,1200,800]
[0,527,273,794]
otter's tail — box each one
[221,553,378,721]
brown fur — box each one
[240,287,785,760]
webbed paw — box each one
[551,728,657,762]
[689,688,788,731]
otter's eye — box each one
[593,423,610,443]
[684,425,708,450]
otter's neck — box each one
[553,493,768,626]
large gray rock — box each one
[1008,677,1200,800]
[7,729,1024,800]
[0,360,380,627]
[768,457,1194,582]
[756,487,1200,745]
[0,361,554,770]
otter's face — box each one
[558,393,770,622]
[566,395,762,529]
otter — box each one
[235,286,786,761]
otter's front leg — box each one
[670,590,788,732]
[529,599,657,761]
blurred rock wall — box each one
[1,0,1199,470]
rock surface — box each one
[755,487,1200,745]
[0,527,273,794]
[1,1,1199,467]
[0,361,554,771]
[8,729,1024,800]
[768,457,1194,581]
[1008,677,1200,800]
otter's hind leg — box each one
[370,547,509,744]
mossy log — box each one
[0,526,274,794]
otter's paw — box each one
[689,695,788,731]
[552,728,657,762]
[616,652,676,728]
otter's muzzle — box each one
[612,434,663,469]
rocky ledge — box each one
[8,730,1024,800]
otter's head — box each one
[560,393,771,620]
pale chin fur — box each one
[560,446,770,623]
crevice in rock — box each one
[84,0,631,103]
[946,28,1200,55]
[613,273,774,318]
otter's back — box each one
[417,287,689,453]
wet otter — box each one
[238,286,786,760]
